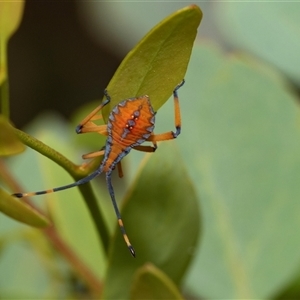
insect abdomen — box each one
[101,138,130,172]
[108,96,155,148]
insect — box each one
[13,80,185,257]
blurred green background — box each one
[7,1,216,128]
[2,1,300,299]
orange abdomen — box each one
[102,95,156,172]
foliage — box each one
[0,4,201,299]
[1,2,300,299]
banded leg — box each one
[82,149,105,160]
[12,168,103,199]
[79,123,108,135]
[148,79,184,142]
[76,89,111,134]
[106,171,135,257]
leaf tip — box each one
[186,4,203,18]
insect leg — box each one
[133,144,157,153]
[133,134,157,153]
[106,171,135,257]
[117,162,124,178]
[79,124,108,135]
[148,79,185,142]
[76,90,111,134]
[12,168,102,198]
[82,149,105,159]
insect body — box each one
[103,95,155,173]
[13,80,185,257]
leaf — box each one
[0,1,25,116]
[0,1,24,41]
[102,4,202,121]
[0,66,5,87]
[0,1,24,82]
[130,263,184,300]
[276,270,300,300]
[213,2,300,85]
[0,115,25,156]
[102,143,200,299]
[178,43,300,298]
[0,188,49,228]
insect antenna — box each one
[106,171,136,257]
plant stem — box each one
[11,128,111,255]
[13,128,80,176]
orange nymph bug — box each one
[13,80,185,257]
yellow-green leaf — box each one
[0,1,25,77]
[0,115,25,156]
[130,263,184,300]
[213,2,300,85]
[181,43,300,298]
[0,65,5,86]
[0,1,25,116]
[0,1,24,41]
[102,5,202,121]
[102,143,200,299]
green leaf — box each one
[102,4,202,121]
[0,2,24,41]
[276,269,300,299]
[102,143,200,299]
[0,2,25,116]
[213,2,300,85]
[130,263,184,300]
[0,115,25,156]
[0,188,49,228]
[0,65,5,87]
[179,43,300,298]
